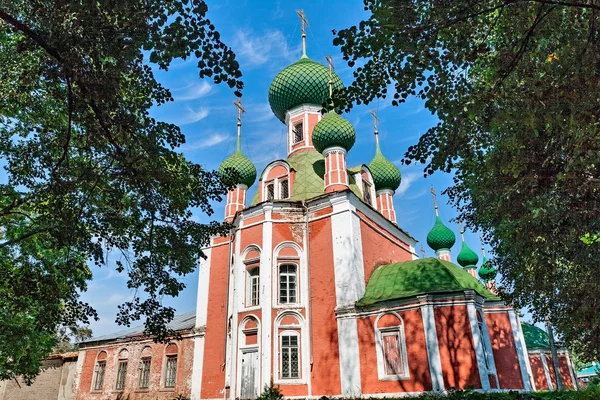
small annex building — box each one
[72,312,196,400]
[521,322,577,390]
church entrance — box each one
[240,348,260,399]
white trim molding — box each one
[419,299,444,391]
[507,310,533,391]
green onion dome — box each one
[426,217,456,251]
[218,138,256,188]
[368,141,401,192]
[312,112,356,154]
[457,241,479,268]
[268,55,344,123]
[478,257,497,282]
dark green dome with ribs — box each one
[368,142,402,192]
[268,55,344,123]
[218,138,256,188]
[427,217,456,251]
[457,241,479,268]
[312,112,356,154]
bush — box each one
[257,379,284,400]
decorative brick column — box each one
[323,147,349,193]
[376,189,397,224]
[224,184,247,222]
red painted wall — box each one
[558,355,574,389]
[308,217,342,396]
[434,305,481,389]
[357,308,432,394]
[485,312,524,389]
[529,355,549,390]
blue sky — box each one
[81,0,506,336]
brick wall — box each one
[0,357,77,400]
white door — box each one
[240,349,260,399]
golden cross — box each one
[370,109,380,134]
[325,55,334,96]
[430,185,439,216]
[296,9,309,55]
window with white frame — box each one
[376,314,409,380]
[293,122,303,144]
[266,182,275,201]
[279,264,297,304]
[164,355,177,388]
[247,267,260,306]
[280,179,289,199]
[93,360,106,391]
[138,357,151,388]
[280,333,300,379]
[115,360,127,390]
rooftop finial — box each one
[420,245,426,259]
[296,9,309,56]
[233,97,246,151]
[430,185,439,216]
[480,236,486,257]
[370,109,380,145]
[325,55,334,97]
[459,220,465,242]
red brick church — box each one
[68,14,577,400]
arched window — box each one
[375,313,409,380]
[115,349,128,390]
[280,331,300,379]
[92,351,107,391]
[278,264,297,304]
[138,346,152,388]
[164,343,178,388]
[266,182,275,201]
[247,267,260,307]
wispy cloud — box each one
[182,133,229,151]
[395,171,423,198]
[272,1,284,19]
[174,81,212,101]
[233,29,299,67]
[179,106,210,126]
[247,103,275,123]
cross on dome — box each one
[370,109,380,138]
[430,185,439,216]
[325,55,334,97]
[296,9,309,56]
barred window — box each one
[281,334,299,379]
[293,123,303,144]
[164,356,177,388]
[266,183,275,201]
[93,361,106,391]
[247,267,260,307]
[138,358,151,388]
[362,180,372,205]
[279,264,297,304]
[280,179,289,199]
[115,360,127,390]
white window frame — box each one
[280,179,289,199]
[246,266,260,307]
[115,359,127,390]
[138,357,151,388]
[265,182,275,201]
[164,355,177,388]
[278,263,298,305]
[375,315,410,381]
[92,359,106,391]
[279,331,301,381]
[292,122,304,144]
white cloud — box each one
[233,29,299,67]
[247,103,275,123]
[395,171,423,198]
[179,106,210,126]
[182,133,229,151]
[174,81,212,101]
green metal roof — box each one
[312,111,356,154]
[457,241,479,269]
[268,55,344,123]
[250,150,362,205]
[357,258,498,307]
[521,322,550,350]
[368,141,401,192]
[218,136,257,188]
[426,216,456,251]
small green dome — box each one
[478,257,497,282]
[268,56,344,123]
[312,112,356,154]
[457,241,479,268]
[368,142,401,192]
[426,216,456,251]
[218,139,256,188]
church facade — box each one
[190,28,538,400]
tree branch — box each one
[0,228,48,249]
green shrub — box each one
[257,378,284,400]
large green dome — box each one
[426,216,456,251]
[218,140,256,188]
[457,241,479,268]
[478,257,497,282]
[368,143,401,192]
[312,112,356,154]
[357,258,498,306]
[268,55,344,123]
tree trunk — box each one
[546,319,564,390]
